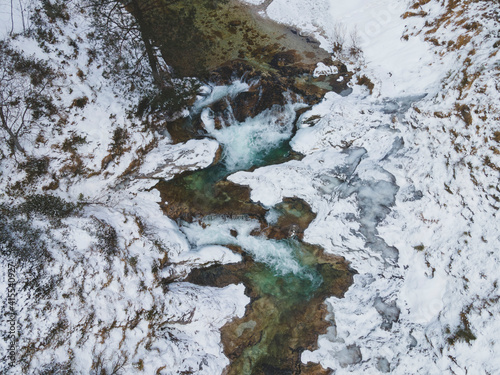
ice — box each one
[373,296,400,330]
[2,0,500,373]
[335,344,362,368]
[376,357,391,373]
[140,138,220,179]
[173,245,242,265]
[192,81,250,114]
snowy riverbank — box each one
[0,0,498,373]
[236,0,500,373]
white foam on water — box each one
[181,217,311,278]
[201,98,303,171]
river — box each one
[130,0,356,373]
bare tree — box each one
[8,0,31,35]
[0,41,57,155]
[83,0,201,119]
[349,27,362,57]
[332,22,347,56]
[84,0,168,88]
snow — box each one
[400,252,446,325]
[173,245,242,265]
[0,0,31,38]
[0,1,248,373]
[1,0,499,373]
[140,138,220,179]
[239,0,267,5]
[230,0,500,373]
[182,217,321,280]
[201,97,304,171]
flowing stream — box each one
[129,0,355,373]
[156,84,354,374]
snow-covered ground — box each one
[0,0,499,373]
[0,1,247,373]
[236,0,500,373]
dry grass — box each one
[402,10,428,19]
[453,34,472,50]
[119,138,158,177]
[492,131,500,143]
[456,104,473,126]
[410,0,432,8]
[356,75,375,94]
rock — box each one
[155,173,267,222]
[166,116,207,144]
[301,363,333,375]
[184,215,355,375]
[185,262,245,287]
[270,50,300,69]
[252,198,317,240]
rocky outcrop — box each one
[156,175,266,222]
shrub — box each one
[0,204,51,264]
[20,194,77,219]
[109,127,129,155]
[41,0,70,23]
[446,308,477,346]
[26,94,58,120]
[61,134,87,153]
[71,96,89,108]
[11,52,56,86]
[20,157,50,181]
[135,78,201,119]
[92,217,118,256]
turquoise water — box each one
[200,101,302,171]
[158,83,352,375]
[182,217,323,302]
[170,85,324,288]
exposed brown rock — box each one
[185,262,247,288]
[136,1,357,373]
[217,244,353,375]
[301,363,333,375]
[185,226,354,375]
[253,198,317,240]
[270,50,301,69]
[165,116,206,144]
[212,145,224,165]
[155,175,266,222]
[208,59,329,124]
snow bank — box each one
[230,0,500,372]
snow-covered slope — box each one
[234,0,500,373]
[1,0,499,374]
[0,1,247,373]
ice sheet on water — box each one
[373,296,401,330]
[380,95,427,116]
[341,178,400,262]
[376,357,391,373]
[335,344,362,368]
